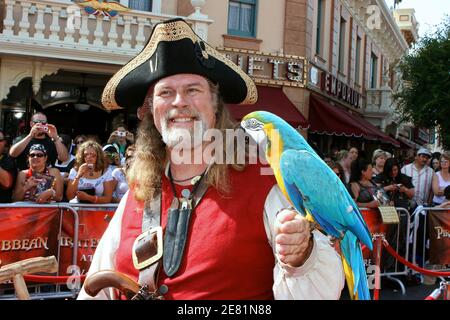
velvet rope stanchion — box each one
[372,235,383,301]
[382,240,450,277]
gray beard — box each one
[161,119,208,149]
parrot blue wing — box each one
[279,149,373,249]
[279,149,373,299]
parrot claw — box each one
[308,221,318,232]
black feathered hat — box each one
[102,18,257,110]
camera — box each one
[117,131,126,137]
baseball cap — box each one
[417,148,431,157]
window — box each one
[228,0,257,37]
[370,52,378,88]
[128,0,153,12]
[355,36,361,84]
[400,15,410,21]
[315,0,325,55]
[338,18,346,72]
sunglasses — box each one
[29,153,45,158]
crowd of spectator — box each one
[2,112,449,210]
[0,112,136,205]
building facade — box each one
[0,0,421,157]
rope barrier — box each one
[382,239,450,277]
[23,274,86,284]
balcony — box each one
[0,0,212,65]
[393,8,419,46]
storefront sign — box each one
[320,72,361,108]
[218,48,307,87]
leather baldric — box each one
[131,172,209,300]
[163,180,209,277]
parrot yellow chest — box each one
[263,124,292,204]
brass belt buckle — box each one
[132,226,163,270]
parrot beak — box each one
[241,121,268,151]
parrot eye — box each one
[247,118,262,130]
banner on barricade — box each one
[0,207,61,268]
[428,209,450,265]
[59,210,114,275]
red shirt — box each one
[115,164,277,299]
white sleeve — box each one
[68,168,77,180]
[111,168,120,181]
[264,185,345,300]
[77,191,128,300]
[105,167,115,182]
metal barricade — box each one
[411,206,450,279]
[0,202,118,300]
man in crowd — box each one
[0,129,16,202]
[9,112,69,170]
[401,148,435,208]
[78,18,344,300]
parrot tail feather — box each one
[340,232,371,300]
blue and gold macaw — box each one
[242,111,373,300]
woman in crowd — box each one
[374,158,414,271]
[111,145,135,203]
[66,141,114,204]
[349,158,383,208]
[13,144,63,203]
[349,147,359,161]
[373,158,415,210]
[72,134,87,156]
[432,151,450,206]
[431,157,440,172]
[102,144,121,172]
[371,149,387,177]
[337,150,353,184]
[430,152,442,172]
[328,161,346,185]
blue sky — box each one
[388,0,450,37]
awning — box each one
[397,136,422,150]
[227,86,309,128]
[309,94,400,147]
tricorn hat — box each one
[102,18,257,110]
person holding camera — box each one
[107,126,134,164]
[9,112,69,171]
[12,144,63,203]
[349,158,385,208]
[374,158,415,210]
[0,129,16,203]
[102,144,121,172]
[66,140,114,204]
